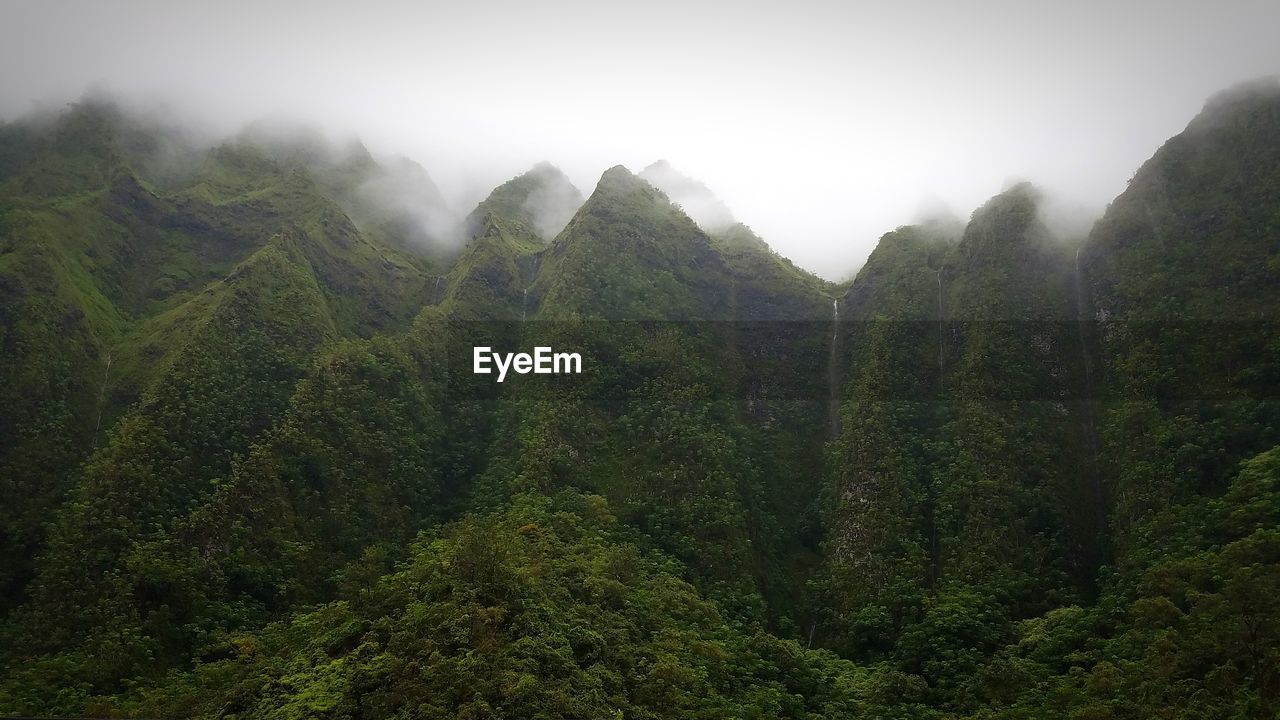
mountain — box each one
[483,165,827,615]
[639,159,737,233]
[2,83,1280,719]
[812,78,1280,717]
[821,181,1094,676]
[0,100,435,610]
[532,165,735,320]
[236,118,460,259]
[463,161,583,242]
[991,79,1280,718]
[438,162,585,322]
[1083,77,1280,550]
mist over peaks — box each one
[465,161,584,241]
[639,159,737,233]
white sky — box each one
[2,0,1278,279]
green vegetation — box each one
[2,81,1280,718]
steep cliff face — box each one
[0,101,435,608]
[477,166,769,611]
[463,161,583,242]
[822,224,952,650]
[1081,80,1280,558]
[820,183,1099,661]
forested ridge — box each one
[1,79,1279,718]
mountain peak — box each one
[579,164,677,215]
[530,162,734,319]
[714,222,770,252]
[598,164,641,187]
[1200,75,1280,112]
[1188,75,1280,134]
[465,162,584,242]
[637,160,736,233]
[529,159,565,175]
[957,181,1049,258]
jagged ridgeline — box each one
[822,182,1100,672]
[0,79,1278,719]
[0,99,453,611]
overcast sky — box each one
[2,0,1278,279]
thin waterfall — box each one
[929,268,944,587]
[1074,247,1106,555]
[936,269,945,385]
[828,297,840,437]
[1073,249,1094,391]
[521,253,542,324]
[92,350,112,448]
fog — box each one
[3,0,1278,279]
[515,163,585,242]
[639,161,738,234]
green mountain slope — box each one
[821,182,1098,694]
[0,100,443,690]
[1083,78,1280,553]
[115,492,869,720]
[463,161,583,242]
